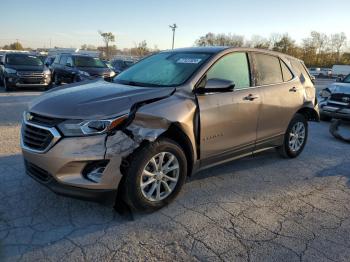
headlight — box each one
[109,71,116,77]
[57,114,128,137]
[43,69,51,75]
[78,70,90,77]
[319,89,331,99]
[5,68,17,74]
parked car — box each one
[21,47,319,212]
[44,56,56,68]
[111,59,135,74]
[332,65,350,78]
[0,53,51,91]
[319,74,350,121]
[308,67,332,78]
[50,54,116,85]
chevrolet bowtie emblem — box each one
[26,112,33,121]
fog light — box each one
[83,160,109,183]
[86,167,105,183]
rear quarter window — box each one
[253,53,283,85]
[290,59,312,82]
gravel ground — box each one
[1,80,350,262]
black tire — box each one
[320,113,332,121]
[277,113,308,158]
[3,78,13,92]
[53,74,61,86]
[120,138,187,212]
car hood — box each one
[328,83,350,95]
[6,64,45,71]
[28,80,175,120]
[76,67,111,76]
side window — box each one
[206,52,250,90]
[254,53,283,85]
[280,60,293,82]
[290,60,312,82]
[59,55,67,65]
[66,57,73,66]
[53,56,60,64]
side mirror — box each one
[197,78,235,94]
[45,62,50,67]
[310,75,316,83]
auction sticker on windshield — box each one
[177,58,202,64]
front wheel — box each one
[120,138,187,212]
[277,113,308,158]
[3,78,13,92]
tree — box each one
[98,31,115,59]
[2,42,24,50]
[195,33,244,47]
[272,34,296,56]
[248,35,270,49]
[331,33,347,62]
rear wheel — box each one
[120,138,187,212]
[277,113,308,158]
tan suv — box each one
[21,47,319,212]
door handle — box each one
[243,94,259,101]
[289,87,297,92]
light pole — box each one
[169,23,177,49]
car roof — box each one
[163,46,301,61]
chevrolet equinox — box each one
[21,47,319,212]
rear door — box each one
[197,52,261,162]
[252,53,304,147]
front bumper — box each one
[21,131,126,206]
[320,104,350,120]
[6,74,51,87]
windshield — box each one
[6,54,43,66]
[73,56,106,68]
[342,75,350,83]
[113,52,211,87]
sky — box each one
[0,0,349,50]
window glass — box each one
[280,60,293,81]
[5,54,43,66]
[206,52,250,89]
[290,60,312,82]
[66,57,73,66]
[254,53,283,85]
[59,55,67,65]
[53,56,59,64]
[114,52,211,87]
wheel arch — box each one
[159,123,195,177]
[296,106,320,122]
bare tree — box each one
[98,31,115,59]
[331,33,347,62]
[195,33,244,47]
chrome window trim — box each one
[21,118,61,154]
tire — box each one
[277,113,308,158]
[3,78,13,92]
[120,138,187,212]
[53,74,61,86]
[320,113,332,122]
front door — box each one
[196,52,261,162]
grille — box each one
[17,71,44,78]
[330,93,350,103]
[28,113,64,127]
[22,124,54,151]
[25,161,51,183]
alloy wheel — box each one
[140,152,180,202]
[289,122,306,152]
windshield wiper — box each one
[114,80,164,88]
